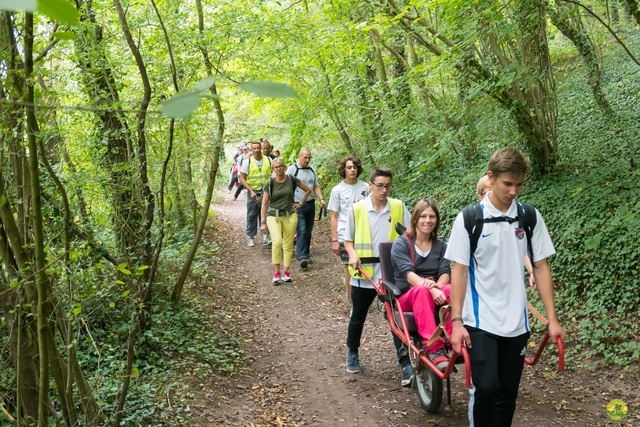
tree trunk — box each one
[623,0,640,24]
[171,0,226,303]
[548,2,614,116]
[315,60,356,155]
[24,14,52,426]
[382,0,559,173]
[388,31,411,110]
[74,0,145,265]
[0,11,32,239]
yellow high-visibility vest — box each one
[348,198,404,279]
[246,157,272,191]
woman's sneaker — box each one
[282,271,292,282]
[272,272,281,284]
[428,348,449,372]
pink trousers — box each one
[397,284,452,353]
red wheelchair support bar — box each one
[356,264,473,387]
[524,331,565,372]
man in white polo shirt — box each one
[446,147,566,426]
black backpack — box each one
[461,202,537,261]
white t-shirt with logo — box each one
[444,195,555,337]
[327,180,370,242]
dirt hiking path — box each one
[186,188,639,427]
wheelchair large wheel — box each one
[414,366,442,413]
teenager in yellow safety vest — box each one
[343,166,412,387]
[347,198,404,279]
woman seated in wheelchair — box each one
[391,199,451,371]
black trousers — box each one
[347,286,409,367]
[466,326,530,427]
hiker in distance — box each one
[286,148,326,269]
[239,141,272,247]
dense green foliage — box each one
[369,37,640,365]
[1,0,639,424]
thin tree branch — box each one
[560,0,640,66]
[0,98,166,114]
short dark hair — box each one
[406,200,440,242]
[337,155,363,179]
[488,147,531,178]
[370,166,392,182]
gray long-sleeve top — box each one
[390,236,451,295]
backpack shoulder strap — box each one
[462,203,483,256]
[267,177,274,197]
[293,164,315,177]
[289,175,296,197]
[402,234,415,265]
[517,202,537,261]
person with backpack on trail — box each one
[286,148,326,269]
[239,141,272,247]
[260,158,311,284]
[446,147,566,427]
[227,144,244,193]
[233,145,251,201]
[477,174,536,289]
[261,139,276,160]
[390,199,452,383]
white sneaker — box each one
[248,237,255,247]
[272,272,281,284]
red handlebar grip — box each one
[557,336,565,372]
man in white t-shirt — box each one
[327,155,370,305]
[446,147,566,426]
[286,149,326,268]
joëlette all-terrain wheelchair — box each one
[357,239,564,414]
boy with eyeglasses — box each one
[343,167,412,384]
